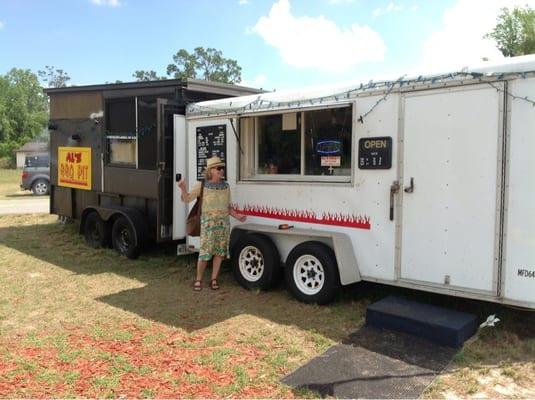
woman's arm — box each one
[229,207,247,222]
[177,180,201,203]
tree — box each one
[486,6,535,57]
[132,70,166,82]
[166,47,242,84]
[0,69,48,164]
[38,65,71,88]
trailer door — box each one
[157,99,182,241]
[399,84,504,293]
[173,115,187,240]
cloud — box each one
[240,74,268,88]
[238,0,249,4]
[386,2,403,12]
[0,21,4,29]
[90,0,124,7]
[253,0,385,72]
[372,2,403,17]
[327,0,356,4]
[419,0,535,73]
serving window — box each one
[240,104,353,181]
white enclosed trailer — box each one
[173,55,535,307]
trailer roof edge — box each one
[43,78,264,96]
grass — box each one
[0,213,534,398]
[0,168,25,199]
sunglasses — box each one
[214,166,225,171]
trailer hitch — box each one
[390,180,400,221]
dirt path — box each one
[0,198,49,214]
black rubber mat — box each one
[282,326,457,399]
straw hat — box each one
[206,156,225,169]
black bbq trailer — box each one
[45,79,262,258]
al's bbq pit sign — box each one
[58,147,92,190]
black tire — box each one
[231,233,281,290]
[31,179,49,196]
[111,216,139,259]
[84,212,111,249]
[285,241,340,305]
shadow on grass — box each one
[4,193,47,198]
[1,219,534,347]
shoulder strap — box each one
[198,181,204,213]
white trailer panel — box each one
[400,85,502,293]
[352,95,399,281]
[173,115,188,240]
[503,78,535,305]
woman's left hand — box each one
[230,208,247,222]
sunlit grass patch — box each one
[0,168,25,199]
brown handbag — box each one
[186,182,204,236]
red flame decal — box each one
[231,204,371,230]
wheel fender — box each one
[231,223,361,285]
[30,175,50,187]
[80,206,149,247]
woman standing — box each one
[177,156,246,291]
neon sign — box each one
[316,140,342,155]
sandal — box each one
[210,279,220,290]
[193,280,202,291]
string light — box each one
[188,70,535,119]
[487,81,535,107]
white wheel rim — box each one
[239,245,264,282]
[35,182,47,194]
[293,255,325,295]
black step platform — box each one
[366,296,478,348]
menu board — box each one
[196,124,227,179]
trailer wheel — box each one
[84,212,110,249]
[285,242,340,305]
[112,216,139,259]
[232,234,281,290]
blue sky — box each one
[1,0,534,90]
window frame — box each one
[239,102,355,183]
[104,97,138,168]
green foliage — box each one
[166,47,242,84]
[38,65,71,88]
[486,6,535,57]
[132,70,167,82]
[0,69,48,161]
[0,157,15,169]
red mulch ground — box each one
[0,324,292,398]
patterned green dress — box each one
[185,181,230,261]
